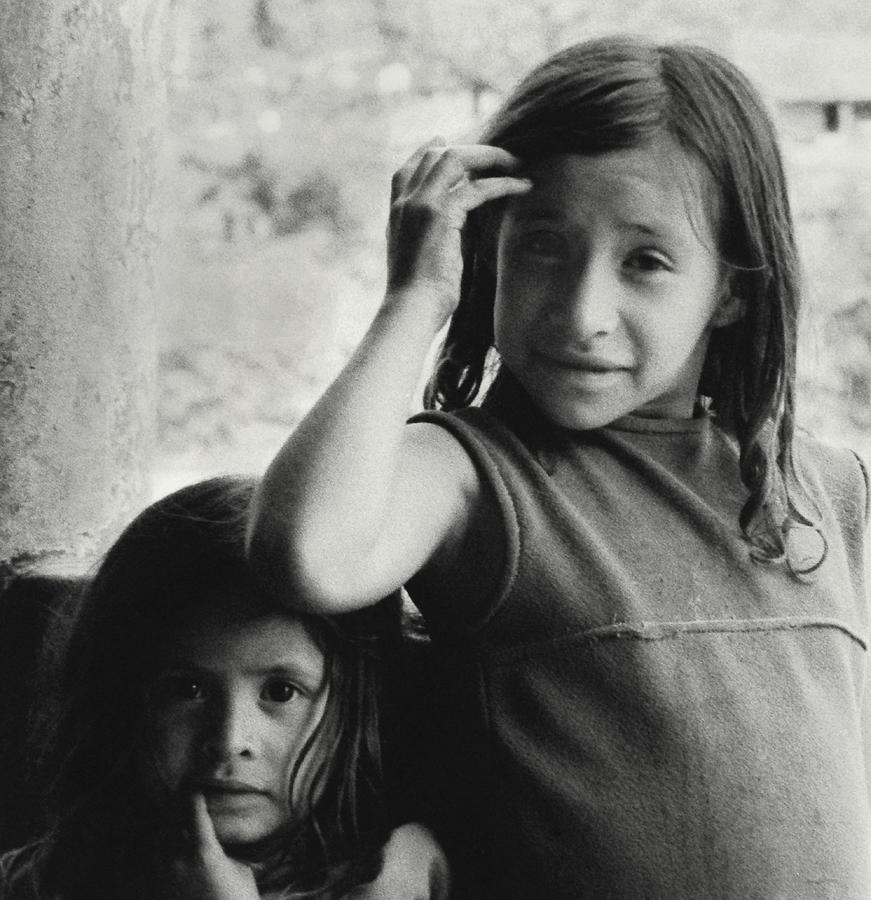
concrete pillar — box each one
[0,0,172,583]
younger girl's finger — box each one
[190,792,221,856]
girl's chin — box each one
[203,791,284,842]
[211,814,278,847]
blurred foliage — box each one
[181,152,346,239]
[154,0,871,495]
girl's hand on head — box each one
[158,793,261,900]
[386,138,531,325]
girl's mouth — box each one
[201,778,262,791]
[536,351,629,376]
[188,777,270,799]
[200,785,271,815]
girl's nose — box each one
[567,259,619,340]
[202,696,256,760]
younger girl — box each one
[248,37,871,897]
[0,476,448,899]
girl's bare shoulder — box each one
[402,420,486,547]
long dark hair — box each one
[35,476,400,899]
[424,35,820,573]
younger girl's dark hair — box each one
[35,475,401,899]
[424,35,819,573]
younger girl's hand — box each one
[158,793,261,900]
[386,139,531,323]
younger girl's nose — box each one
[201,696,256,760]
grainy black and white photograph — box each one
[2,1,871,897]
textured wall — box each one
[0,0,172,579]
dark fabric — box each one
[0,845,49,900]
[407,396,871,899]
[0,577,86,855]
[0,830,451,900]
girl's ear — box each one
[711,292,745,328]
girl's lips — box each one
[200,785,272,812]
[536,352,630,374]
[193,777,268,795]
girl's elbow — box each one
[246,522,375,614]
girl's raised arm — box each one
[247,143,530,613]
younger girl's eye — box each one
[261,680,300,703]
[162,677,207,702]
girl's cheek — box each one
[141,719,193,794]
[136,750,175,809]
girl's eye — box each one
[625,249,672,274]
[261,680,300,703]
[163,677,207,701]
[519,230,565,258]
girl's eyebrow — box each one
[612,214,668,234]
[614,217,692,248]
[251,661,325,686]
[157,658,205,673]
[508,209,691,251]
[158,657,325,686]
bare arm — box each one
[247,142,530,612]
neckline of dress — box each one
[602,412,712,436]
[480,370,713,440]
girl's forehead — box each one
[160,606,327,687]
[512,134,717,241]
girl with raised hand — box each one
[248,36,871,898]
[0,476,448,900]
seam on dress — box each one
[851,450,871,526]
[485,616,869,666]
[579,616,867,648]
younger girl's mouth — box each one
[190,777,269,795]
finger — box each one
[394,142,523,202]
[391,136,447,201]
[428,144,524,179]
[412,145,525,205]
[404,149,453,198]
[405,138,450,194]
[453,174,533,212]
[190,792,222,856]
